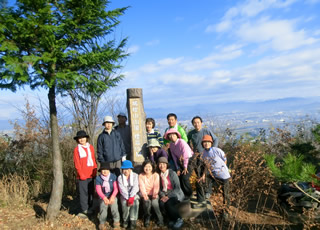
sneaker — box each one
[173,218,184,229]
[192,201,206,209]
[77,212,88,219]
[205,193,211,199]
[122,221,128,228]
[157,220,164,227]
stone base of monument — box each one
[177,195,215,220]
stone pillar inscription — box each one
[127,88,147,166]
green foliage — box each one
[265,153,318,184]
[0,0,129,94]
[312,124,320,144]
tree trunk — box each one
[46,85,64,220]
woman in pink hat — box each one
[164,128,194,199]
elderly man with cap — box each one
[114,112,132,159]
[97,115,126,177]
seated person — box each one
[95,162,120,230]
[147,138,168,165]
[117,160,140,229]
[158,157,184,229]
[139,160,164,227]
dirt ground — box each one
[0,195,317,230]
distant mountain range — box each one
[145,97,320,120]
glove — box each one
[122,156,126,162]
[127,197,135,206]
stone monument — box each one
[126,88,147,170]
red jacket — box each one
[73,144,97,180]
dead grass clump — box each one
[0,173,30,207]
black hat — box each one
[73,130,89,140]
[99,162,110,171]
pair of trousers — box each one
[204,177,230,205]
[78,178,94,212]
[99,197,120,224]
[159,196,181,221]
[120,195,139,221]
[141,196,163,222]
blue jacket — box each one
[96,173,117,198]
[97,129,126,163]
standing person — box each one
[117,160,140,229]
[147,138,168,165]
[73,130,97,218]
[194,135,230,208]
[164,128,194,199]
[187,116,219,153]
[114,112,132,159]
[97,115,126,177]
[96,162,120,230]
[139,160,164,227]
[158,157,184,229]
[145,117,164,146]
[163,113,188,146]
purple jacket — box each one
[149,148,168,164]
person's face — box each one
[158,163,167,172]
[192,118,202,131]
[203,141,212,150]
[167,116,177,127]
[146,122,153,132]
[78,137,87,145]
[104,122,113,131]
[101,169,110,176]
[144,163,153,174]
[168,133,178,142]
[118,116,127,125]
[149,146,158,153]
[122,168,131,177]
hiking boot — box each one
[144,217,150,227]
[157,219,164,227]
[77,212,88,219]
[173,218,184,229]
[130,220,137,229]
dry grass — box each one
[0,173,30,207]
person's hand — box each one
[103,197,109,205]
[152,195,158,200]
[197,174,205,183]
[143,195,149,201]
[127,197,135,206]
[161,196,169,203]
[182,168,188,175]
[177,170,181,176]
[109,196,115,204]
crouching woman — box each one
[158,157,185,229]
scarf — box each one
[78,143,94,167]
[100,174,111,193]
[122,173,134,187]
[160,169,169,192]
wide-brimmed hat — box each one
[201,135,213,146]
[117,112,127,119]
[99,162,110,171]
[158,157,168,164]
[121,160,134,169]
[102,116,115,125]
[73,130,89,140]
[147,139,161,148]
[164,128,181,140]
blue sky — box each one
[1,0,320,125]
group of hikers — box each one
[73,112,231,230]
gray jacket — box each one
[159,169,184,201]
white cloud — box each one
[127,45,140,54]
[236,18,317,50]
[145,39,160,46]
